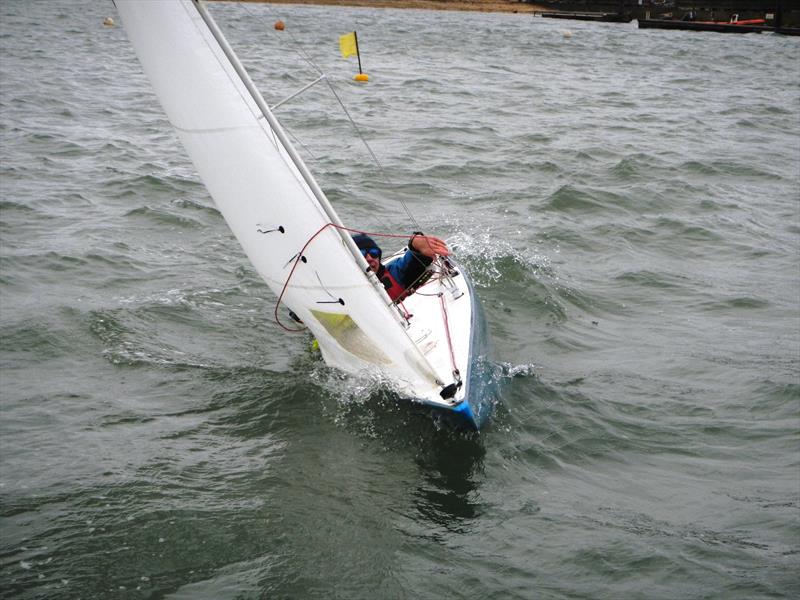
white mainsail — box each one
[115,0,455,401]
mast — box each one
[190,1,449,388]
[115,0,452,392]
[191,0,367,266]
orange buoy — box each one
[353,73,369,82]
[274,20,285,31]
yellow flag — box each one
[339,32,357,58]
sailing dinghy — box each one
[114,0,498,429]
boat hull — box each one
[638,19,768,34]
[411,258,498,430]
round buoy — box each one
[563,30,573,38]
[274,20,285,31]
[103,17,115,27]
[353,73,369,82]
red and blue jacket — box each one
[353,233,432,302]
[381,248,432,301]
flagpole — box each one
[354,30,363,74]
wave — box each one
[0,319,77,362]
[676,159,778,180]
[0,200,36,213]
[697,296,770,311]
[0,250,154,289]
[123,205,207,230]
[615,269,694,291]
[541,185,633,214]
[652,217,722,243]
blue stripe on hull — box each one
[462,260,499,429]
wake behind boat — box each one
[114,0,498,429]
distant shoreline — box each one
[234,0,547,14]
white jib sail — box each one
[115,0,453,400]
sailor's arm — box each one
[409,233,450,258]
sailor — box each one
[352,233,450,302]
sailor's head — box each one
[352,234,382,271]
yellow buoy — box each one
[311,339,319,351]
[353,73,369,82]
[274,20,285,31]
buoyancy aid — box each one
[378,266,406,301]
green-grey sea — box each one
[1,1,798,598]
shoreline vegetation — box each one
[235,0,548,13]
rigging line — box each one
[229,1,423,232]
[235,0,323,76]
[323,78,421,231]
[225,2,364,204]
[314,271,339,302]
[232,0,422,231]
[273,221,337,333]
[258,105,319,165]
[439,293,459,378]
[285,123,319,162]
[271,74,327,111]
[273,223,442,332]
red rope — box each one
[439,293,458,376]
[273,223,419,332]
[277,224,460,388]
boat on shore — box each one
[538,11,632,23]
[637,18,799,35]
[699,18,765,26]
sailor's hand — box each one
[411,235,450,258]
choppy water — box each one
[1,1,799,598]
